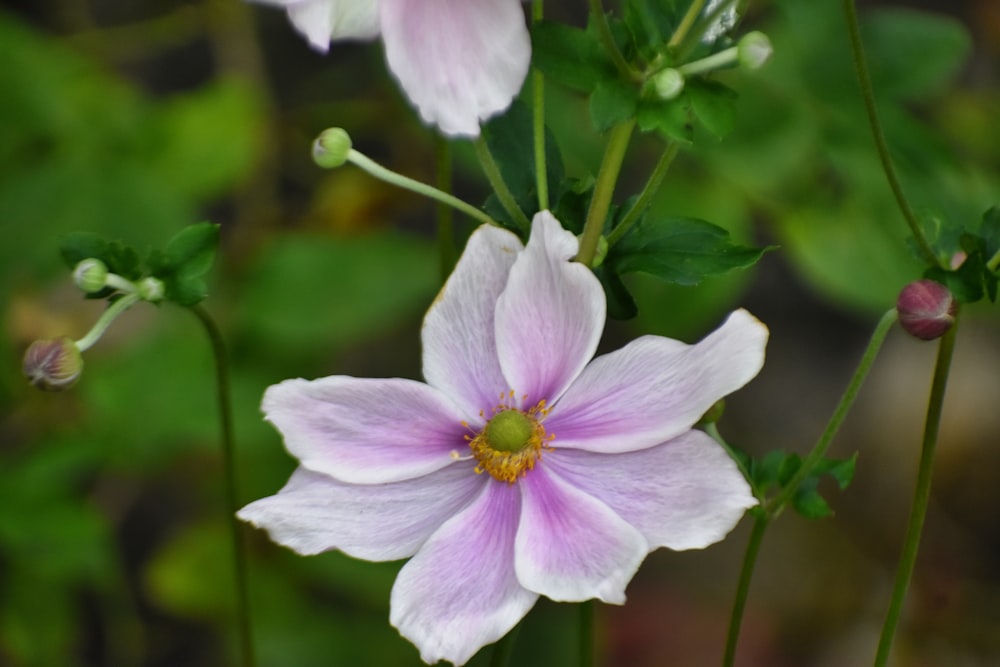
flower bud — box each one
[312,128,353,169]
[653,68,685,100]
[73,258,109,293]
[896,279,956,341]
[738,31,772,70]
[23,337,83,391]
[138,276,165,302]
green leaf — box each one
[636,93,694,143]
[58,232,141,284]
[161,222,220,279]
[531,21,618,93]
[595,265,638,320]
[609,216,770,285]
[590,79,640,132]
[792,480,834,519]
[687,79,739,140]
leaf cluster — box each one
[735,449,858,520]
[923,206,1000,304]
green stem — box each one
[722,515,769,667]
[579,600,595,667]
[190,304,256,667]
[588,0,643,83]
[606,142,680,247]
[74,293,141,352]
[347,149,497,228]
[532,0,549,212]
[473,137,532,233]
[873,313,959,667]
[767,308,898,515]
[577,119,636,266]
[668,0,706,49]
[841,0,939,268]
[434,135,456,280]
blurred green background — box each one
[1,0,998,665]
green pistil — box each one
[485,410,534,453]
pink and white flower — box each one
[251,0,531,137]
[239,212,768,665]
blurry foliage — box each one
[0,0,997,665]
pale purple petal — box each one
[237,463,484,560]
[546,309,768,454]
[391,480,537,666]
[545,430,757,551]
[422,223,523,418]
[496,211,606,407]
[263,376,468,484]
[380,0,531,136]
[515,465,646,604]
[265,0,380,51]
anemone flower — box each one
[252,0,531,137]
[239,211,768,665]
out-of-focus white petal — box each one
[255,0,380,52]
[545,431,757,551]
[515,465,646,604]
[237,463,485,559]
[546,309,768,453]
[263,376,467,484]
[380,0,531,136]
[391,480,537,665]
[422,223,523,418]
[495,211,605,407]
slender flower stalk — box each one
[577,119,636,266]
[190,304,256,667]
[873,311,960,667]
[474,137,532,233]
[721,515,768,667]
[841,0,939,268]
[607,142,681,247]
[434,135,457,280]
[669,0,707,49]
[532,0,549,211]
[74,293,141,352]
[588,0,642,83]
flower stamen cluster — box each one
[467,392,553,483]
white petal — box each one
[545,431,757,551]
[515,466,646,604]
[546,309,768,453]
[391,480,537,666]
[380,0,531,136]
[495,211,606,407]
[272,0,380,52]
[422,223,524,418]
[237,463,484,559]
[263,376,468,484]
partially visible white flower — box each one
[252,0,531,137]
[702,0,738,43]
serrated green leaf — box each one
[59,232,109,269]
[531,21,618,93]
[610,216,769,285]
[979,205,1000,257]
[590,79,639,132]
[636,94,694,143]
[793,482,835,519]
[687,79,738,140]
[163,222,219,278]
[813,453,858,491]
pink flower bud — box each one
[23,337,83,391]
[896,279,956,341]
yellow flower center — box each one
[466,392,553,483]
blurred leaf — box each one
[146,521,233,619]
[688,79,738,140]
[531,21,617,94]
[590,79,639,132]
[149,222,221,306]
[636,93,694,143]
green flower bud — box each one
[653,68,685,100]
[738,31,773,70]
[312,128,353,169]
[137,277,165,302]
[23,337,83,391]
[73,258,109,293]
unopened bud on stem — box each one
[312,128,353,169]
[73,259,109,293]
[23,337,83,391]
[896,279,956,341]
[737,31,773,70]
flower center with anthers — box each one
[466,392,554,483]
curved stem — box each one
[434,135,456,280]
[579,599,595,667]
[767,308,898,515]
[873,313,960,667]
[577,119,636,266]
[190,304,256,667]
[722,516,768,667]
[841,0,939,268]
[347,149,497,228]
[588,0,642,83]
[473,137,532,233]
[607,141,680,247]
[532,0,549,212]
[75,293,141,352]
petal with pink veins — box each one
[391,480,537,666]
[515,465,646,604]
[422,224,523,418]
[237,463,485,560]
[545,430,757,551]
[263,376,468,484]
[496,212,606,407]
[379,0,531,137]
[546,309,768,454]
